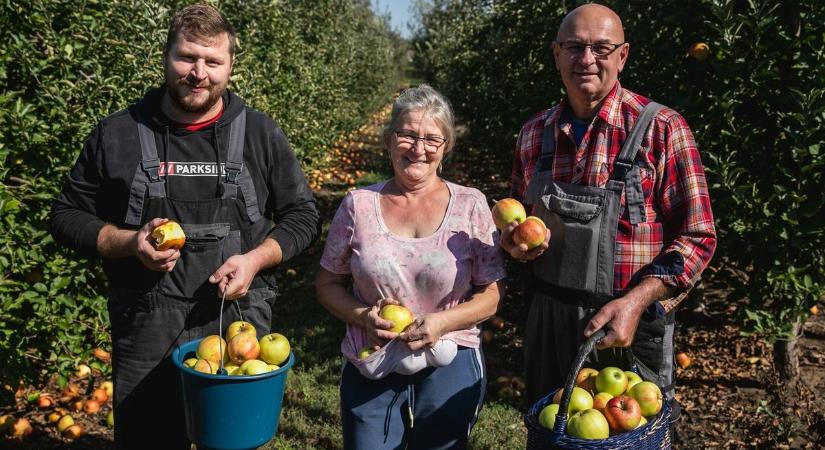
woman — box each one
[315,84,506,449]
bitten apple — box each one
[151,220,186,250]
[604,394,642,432]
[379,305,414,333]
[513,216,547,250]
[491,198,527,230]
[259,333,291,366]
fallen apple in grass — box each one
[595,366,628,397]
[57,414,75,433]
[84,399,102,414]
[225,320,257,342]
[688,42,710,61]
[676,352,692,369]
[48,408,68,425]
[11,417,32,440]
[379,305,415,333]
[91,387,109,404]
[101,381,114,398]
[107,409,114,428]
[567,409,609,440]
[259,333,291,366]
[151,220,186,250]
[604,394,642,432]
[63,424,84,440]
[0,414,13,433]
[227,332,261,365]
[513,216,547,250]
[491,198,527,231]
[628,381,663,418]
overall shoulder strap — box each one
[221,110,263,223]
[525,114,556,205]
[611,102,664,224]
[125,121,166,226]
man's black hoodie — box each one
[49,87,320,289]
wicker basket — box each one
[524,329,672,449]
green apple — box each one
[635,415,648,429]
[259,333,291,366]
[106,409,114,428]
[624,371,643,393]
[358,345,376,359]
[183,358,198,369]
[628,381,663,417]
[567,409,609,440]
[491,198,527,230]
[57,414,75,434]
[567,386,594,415]
[196,335,227,364]
[240,359,270,375]
[223,364,240,375]
[379,305,414,333]
[225,320,257,342]
[595,366,628,396]
[538,403,560,430]
[227,332,260,365]
[100,380,114,398]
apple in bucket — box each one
[227,332,261,365]
[260,333,291,366]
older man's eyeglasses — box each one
[557,41,625,57]
[394,130,447,151]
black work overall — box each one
[109,112,276,449]
[523,103,677,419]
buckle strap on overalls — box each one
[611,102,664,224]
[125,121,167,225]
[221,111,263,223]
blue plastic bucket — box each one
[172,338,295,450]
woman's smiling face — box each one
[389,110,448,187]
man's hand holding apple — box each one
[134,218,180,272]
[500,220,550,261]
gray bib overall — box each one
[523,103,678,420]
[108,111,277,449]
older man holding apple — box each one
[499,3,717,427]
[315,84,506,449]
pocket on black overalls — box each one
[158,223,242,298]
[532,182,608,293]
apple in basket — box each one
[624,371,643,393]
[567,409,609,440]
[595,366,628,396]
[225,320,257,342]
[575,367,599,393]
[193,359,216,374]
[538,403,560,430]
[259,333,291,366]
[196,335,227,364]
[628,381,663,418]
[552,386,593,414]
[603,394,642,432]
[227,332,261,365]
[592,392,613,415]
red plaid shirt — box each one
[511,82,717,294]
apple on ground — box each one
[379,305,415,333]
[48,408,68,424]
[491,198,527,230]
[0,414,13,433]
[196,335,227,364]
[151,220,186,250]
[592,392,613,414]
[76,363,91,378]
[538,403,560,430]
[595,366,628,396]
[37,394,54,409]
[604,394,642,432]
[93,347,112,363]
[101,380,114,398]
[675,352,692,369]
[92,387,109,403]
[57,414,75,433]
[12,418,33,439]
[84,399,102,414]
[624,371,643,393]
[567,409,609,440]
[260,333,291,366]
[240,359,271,375]
[107,409,114,428]
[227,332,261,364]
[225,320,257,342]
[513,216,547,250]
[628,381,663,417]
[63,424,84,440]
[688,42,710,61]
[575,367,599,393]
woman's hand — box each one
[361,297,402,347]
[398,313,449,352]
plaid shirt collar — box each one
[545,81,625,130]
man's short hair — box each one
[164,4,236,57]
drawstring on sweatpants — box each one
[406,383,415,429]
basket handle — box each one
[552,327,606,435]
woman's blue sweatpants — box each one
[340,346,486,450]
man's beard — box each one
[166,76,224,114]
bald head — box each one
[557,4,624,44]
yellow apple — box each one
[259,333,291,366]
[225,320,257,342]
[379,305,414,333]
[151,220,186,250]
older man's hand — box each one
[499,221,550,261]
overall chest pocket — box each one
[532,181,615,295]
[158,222,242,299]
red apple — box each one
[259,333,291,366]
[688,42,710,61]
[567,409,609,440]
[592,392,613,415]
[91,388,109,404]
[84,399,101,414]
[491,198,526,230]
[196,335,227,364]
[628,381,663,417]
[575,368,599,393]
[227,332,261,365]
[604,394,642,432]
[37,393,55,409]
[538,403,560,430]
[595,366,628,396]
[93,347,112,363]
[225,320,257,342]
[379,305,414,333]
[151,220,186,250]
[513,216,547,250]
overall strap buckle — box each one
[224,160,242,184]
[141,158,162,182]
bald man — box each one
[500,4,717,419]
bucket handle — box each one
[216,288,246,375]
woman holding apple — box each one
[315,84,506,449]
